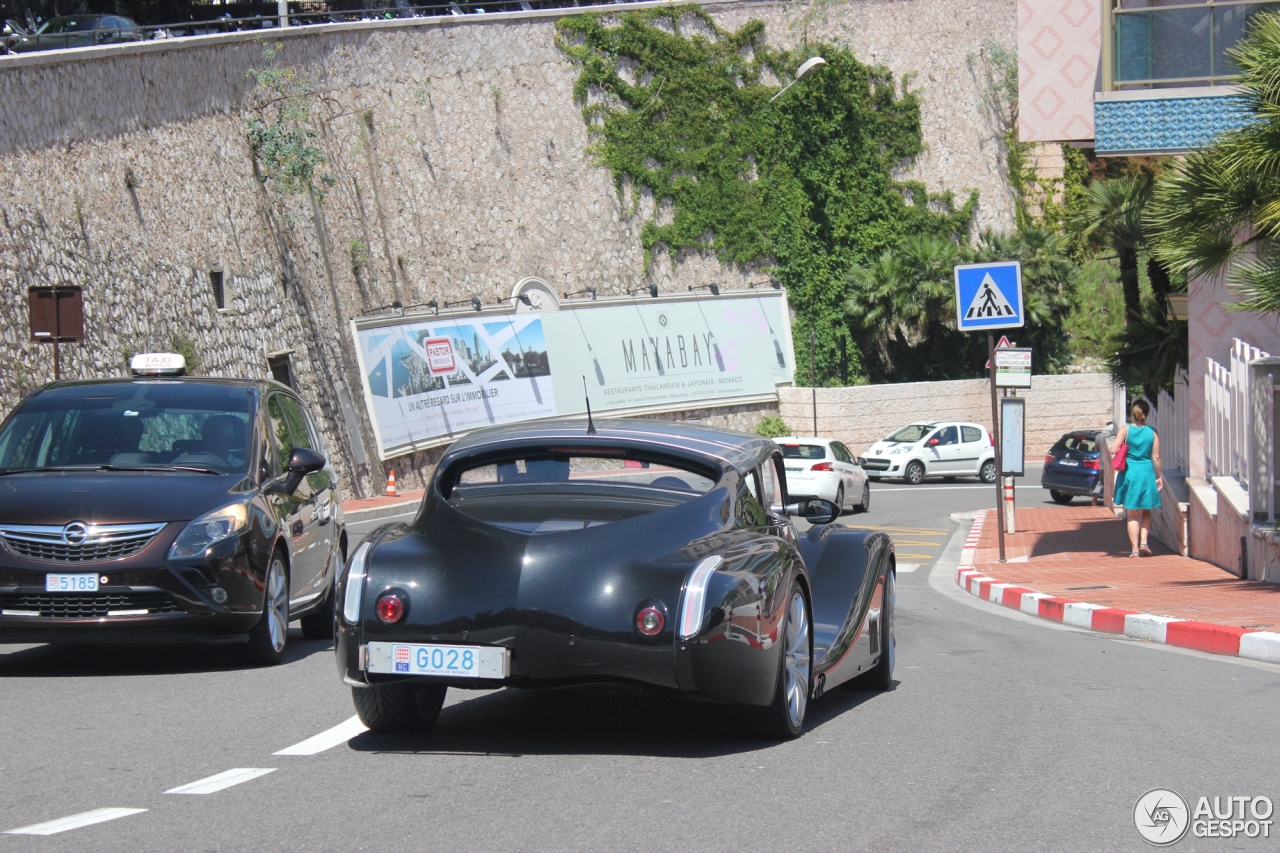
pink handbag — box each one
[1111,442,1128,472]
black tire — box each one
[942,476,957,483]
[904,461,926,485]
[854,482,870,513]
[1050,489,1074,505]
[300,548,341,640]
[979,460,997,484]
[834,485,844,514]
[751,583,811,740]
[352,682,447,733]
[868,475,881,482]
[863,570,896,691]
[242,553,289,667]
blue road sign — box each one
[954,261,1024,331]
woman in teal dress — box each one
[1113,399,1163,557]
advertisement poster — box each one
[352,291,794,460]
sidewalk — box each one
[955,505,1280,663]
[342,489,424,522]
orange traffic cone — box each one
[385,469,398,497]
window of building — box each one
[268,353,296,390]
[209,270,226,310]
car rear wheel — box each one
[854,483,870,513]
[352,682,447,733]
[834,484,844,513]
[1050,489,1074,505]
[300,548,341,640]
[979,460,997,484]
[904,461,925,485]
[863,570,896,691]
[751,584,811,740]
[243,554,289,666]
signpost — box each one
[994,347,1032,388]
[28,286,84,381]
[955,261,1024,563]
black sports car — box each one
[337,419,896,738]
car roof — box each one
[37,376,293,396]
[440,417,776,475]
[775,436,833,444]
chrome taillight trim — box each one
[678,555,723,640]
[341,541,372,625]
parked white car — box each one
[859,422,996,485]
[775,436,870,513]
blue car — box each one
[1041,431,1102,505]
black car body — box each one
[1041,430,1102,504]
[338,419,897,738]
[8,15,140,52]
[0,376,346,664]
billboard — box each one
[352,290,794,460]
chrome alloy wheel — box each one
[783,590,811,729]
[884,570,896,679]
[265,557,289,654]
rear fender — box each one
[800,525,892,688]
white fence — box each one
[1147,369,1190,478]
[1205,338,1271,488]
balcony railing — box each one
[1104,0,1280,90]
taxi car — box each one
[0,354,347,664]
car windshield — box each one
[1052,434,1097,454]
[37,17,98,33]
[780,444,826,460]
[886,424,935,443]
[444,449,718,532]
[0,382,254,475]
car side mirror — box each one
[779,499,838,525]
[927,437,940,446]
[267,447,325,495]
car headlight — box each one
[342,541,372,625]
[168,502,250,559]
[890,445,911,455]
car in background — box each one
[859,422,996,485]
[775,436,870,513]
[0,354,347,665]
[8,15,141,53]
[1041,430,1102,505]
[3,19,30,53]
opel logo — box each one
[62,522,89,545]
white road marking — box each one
[274,715,368,755]
[895,563,921,573]
[875,484,1043,492]
[5,808,147,836]
[164,768,276,795]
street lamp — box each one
[769,56,827,104]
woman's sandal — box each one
[1129,551,1139,558]
[1139,544,1152,557]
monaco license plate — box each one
[1059,459,1080,467]
[365,642,508,679]
[45,573,99,592]
[785,466,803,473]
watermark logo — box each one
[1135,789,1191,846]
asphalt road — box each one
[3,480,1278,852]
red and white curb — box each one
[956,512,1280,665]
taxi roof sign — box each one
[130,353,187,376]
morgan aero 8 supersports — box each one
[337,419,896,739]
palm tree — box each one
[1075,175,1152,322]
[1147,12,1280,312]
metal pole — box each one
[53,290,61,381]
[988,332,1006,562]
[810,328,818,435]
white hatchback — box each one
[775,436,870,514]
[859,422,996,485]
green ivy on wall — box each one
[555,8,976,385]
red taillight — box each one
[811,462,833,472]
[376,594,405,623]
[1045,455,1055,465]
[1083,458,1101,470]
[636,605,665,636]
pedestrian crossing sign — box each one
[954,261,1024,331]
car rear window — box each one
[0,382,254,475]
[1052,434,1098,454]
[780,444,826,460]
[443,449,719,532]
[887,424,934,443]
